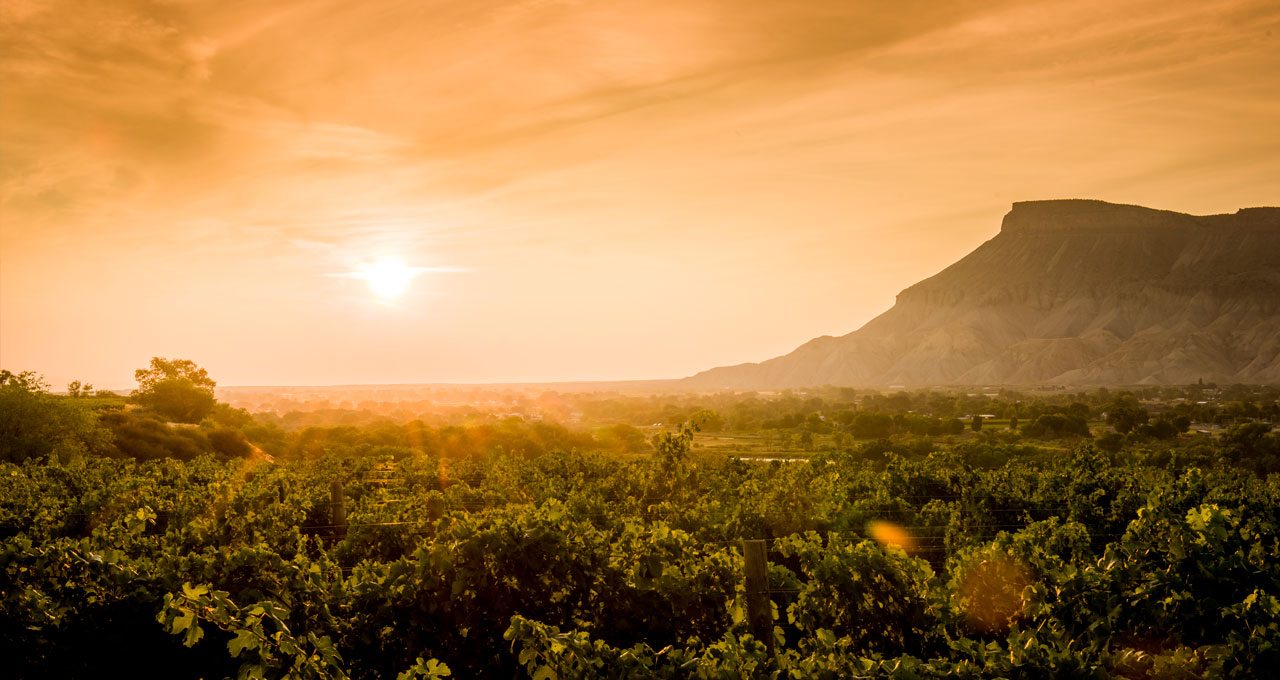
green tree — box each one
[0,369,48,391]
[1221,422,1276,461]
[851,412,894,439]
[687,408,725,432]
[0,370,112,462]
[131,357,218,423]
[970,415,983,432]
[1136,417,1179,440]
[600,423,649,453]
[1105,398,1148,434]
[798,430,814,450]
[1022,413,1090,438]
[832,431,848,452]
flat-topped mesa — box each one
[1001,199,1280,234]
[686,198,1280,388]
[999,199,1198,234]
[1201,206,1280,230]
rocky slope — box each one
[687,200,1280,387]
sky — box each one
[2,0,1279,389]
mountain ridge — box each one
[686,200,1280,388]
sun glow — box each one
[331,257,465,303]
[354,257,421,300]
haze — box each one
[2,0,1279,388]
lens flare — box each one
[867,520,915,551]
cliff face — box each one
[687,200,1280,388]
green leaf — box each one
[181,615,204,647]
[228,630,258,657]
[171,610,193,634]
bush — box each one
[101,411,211,460]
[0,378,113,462]
[1021,413,1090,438]
[774,534,940,654]
[208,429,253,459]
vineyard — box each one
[4,417,1280,678]
[7,0,1280,676]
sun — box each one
[329,256,464,302]
[351,256,423,301]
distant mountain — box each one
[688,200,1280,388]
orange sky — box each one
[2,0,1278,388]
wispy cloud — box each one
[3,0,1278,386]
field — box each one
[3,373,1280,678]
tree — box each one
[0,369,48,391]
[66,380,94,397]
[970,415,983,433]
[135,357,215,392]
[1105,399,1148,434]
[1136,417,1179,441]
[131,357,218,423]
[1021,414,1090,439]
[1095,431,1125,453]
[1221,422,1275,460]
[0,371,112,462]
[600,423,649,453]
[832,431,848,452]
[851,412,894,439]
[798,430,814,451]
[687,409,725,432]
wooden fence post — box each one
[742,539,776,660]
[330,480,348,538]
